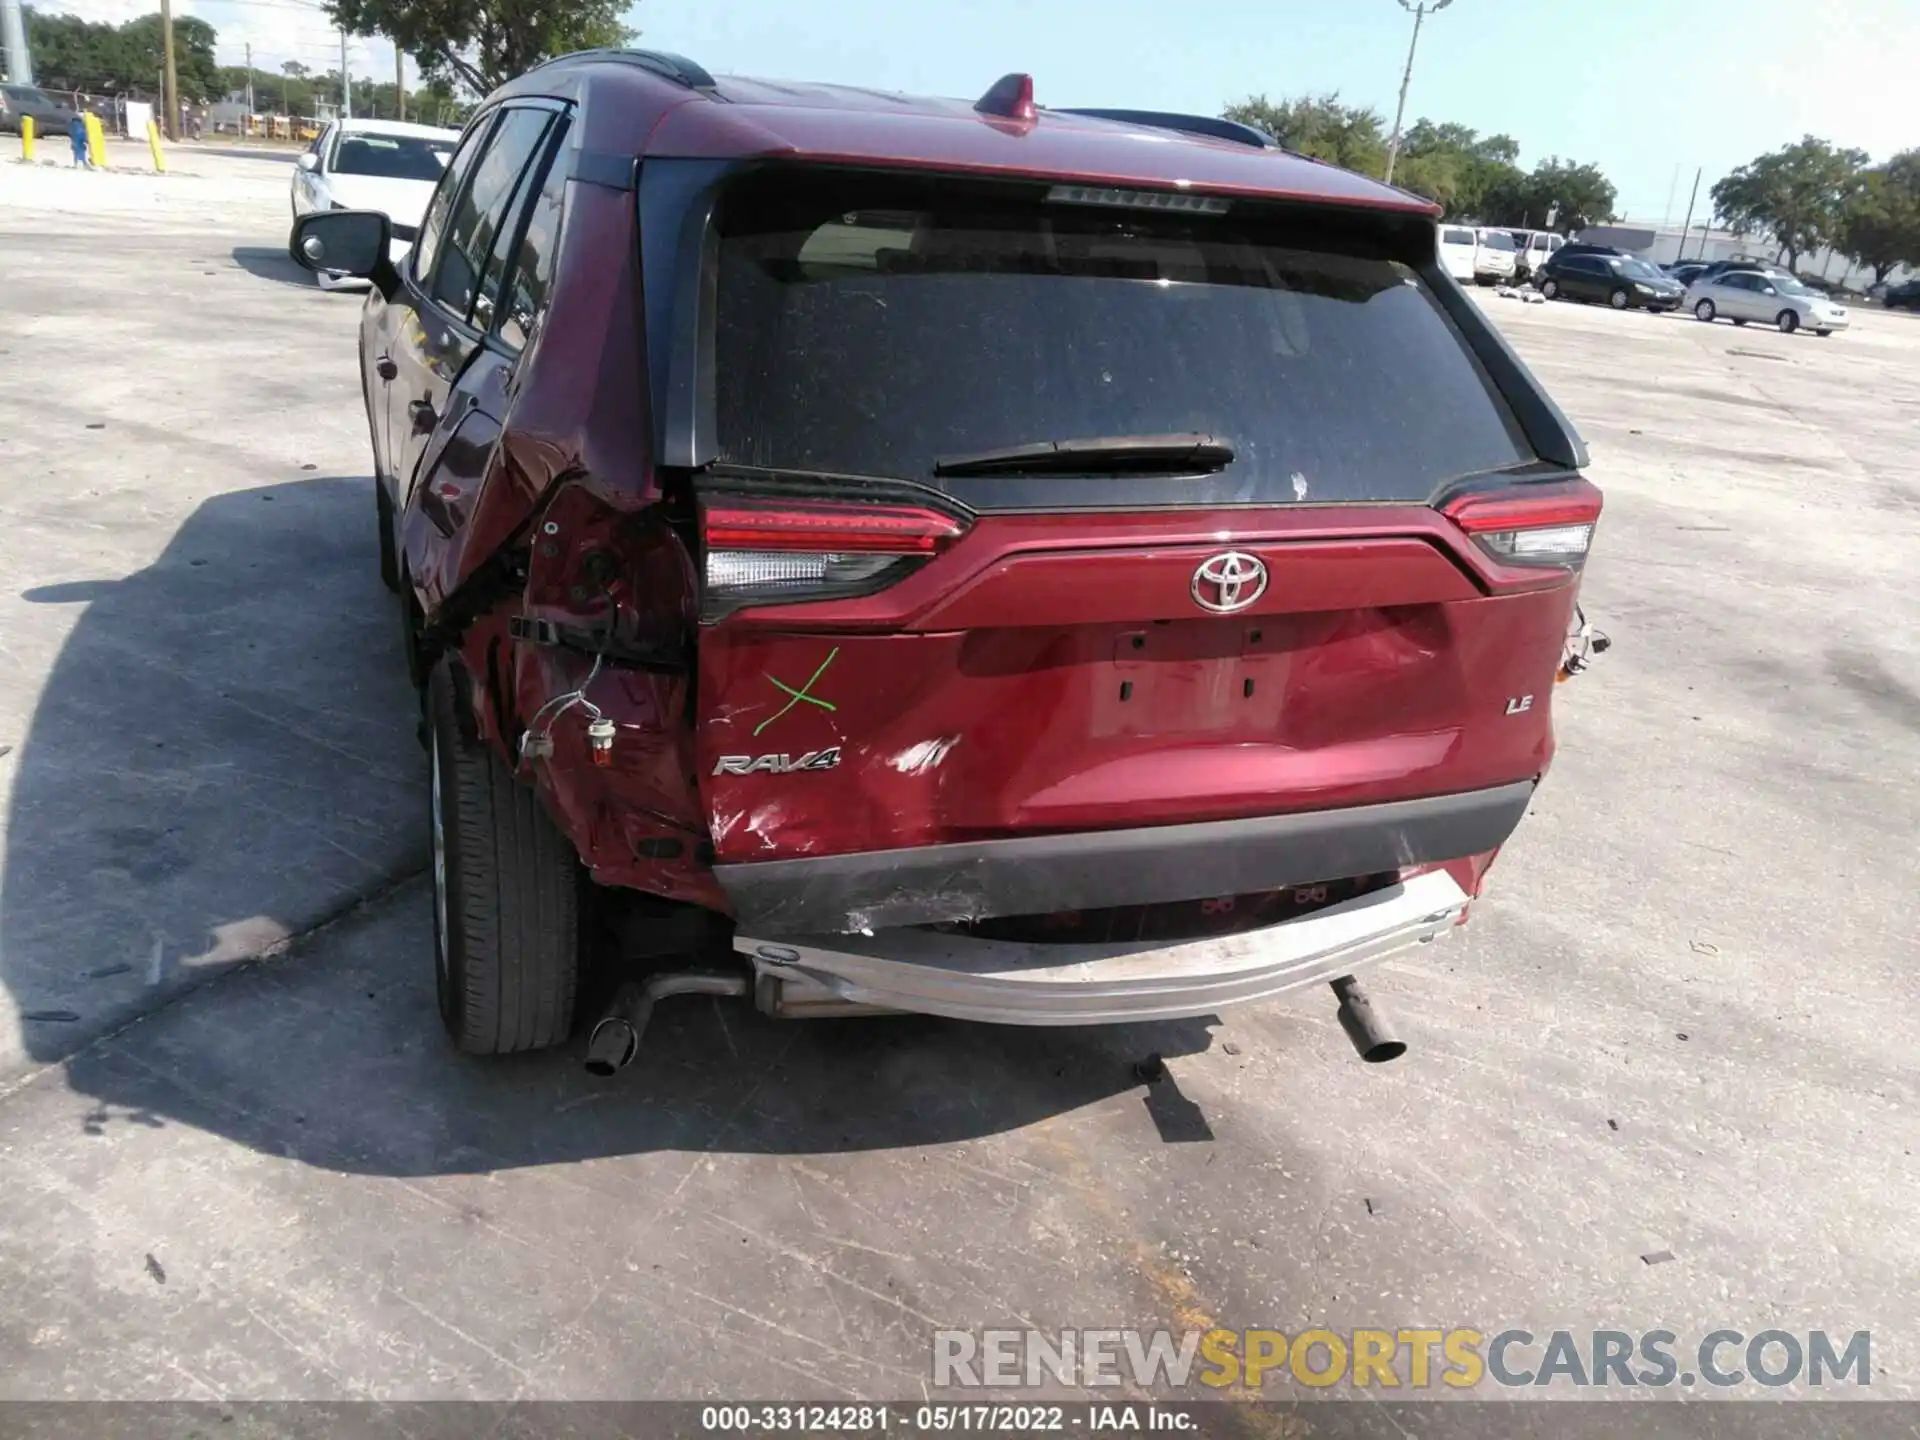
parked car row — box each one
[1438,225,1520,286]
[1436,226,1569,287]
[1513,245,1850,335]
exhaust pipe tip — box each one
[583,1016,640,1077]
[1331,975,1406,1064]
[582,971,751,1078]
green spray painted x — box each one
[754,647,840,737]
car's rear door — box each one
[1717,273,1759,320]
[680,170,1598,873]
[379,106,556,604]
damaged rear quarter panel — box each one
[402,133,720,908]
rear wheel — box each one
[1814,328,1832,337]
[1608,288,1629,310]
[1776,310,1799,334]
[1541,278,1560,300]
[428,659,581,1055]
[1693,299,1715,321]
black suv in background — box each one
[1880,278,1920,311]
[1537,250,1685,311]
[0,84,78,137]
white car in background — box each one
[1438,224,1479,283]
[1471,227,1518,286]
[1685,269,1851,336]
[289,118,460,290]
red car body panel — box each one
[357,53,1594,933]
[640,84,1440,216]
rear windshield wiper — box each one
[933,433,1236,478]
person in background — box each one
[69,112,92,169]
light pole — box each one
[1383,0,1452,187]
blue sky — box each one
[52,0,1916,223]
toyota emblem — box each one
[1191,552,1268,613]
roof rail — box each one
[531,48,717,91]
[1057,109,1279,150]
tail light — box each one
[1442,479,1602,570]
[698,493,970,621]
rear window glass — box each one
[712,172,1531,507]
[332,132,454,181]
[1441,227,1474,245]
[1477,231,1516,251]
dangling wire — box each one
[516,651,605,770]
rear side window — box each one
[712,171,1530,506]
[412,116,493,283]
[495,120,572,350]
[431,107,552,324]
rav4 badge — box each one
[712,748,842,777]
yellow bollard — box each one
[145,119,167,173]
[84,112,106,170]
[19,115,33,162]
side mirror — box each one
[1762,285,1777,295]
[296,152,320,172]
[289,210,398,297]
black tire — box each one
[427,659,581,1055]
[1694,299,1715,322]
[1732,318,1747,327]
[1776,310,1799,334]
[1608,288,1629,310]
[1541,278,1560,300]
[1814,329,1832,337]
[374,480,400,593]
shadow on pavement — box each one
[3,476,422,1067]
[4,478,1222,1176]
[230,244,317,288]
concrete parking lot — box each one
[1,150,1917,1419]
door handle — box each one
[408,398,437,434]
[375,355,397,380]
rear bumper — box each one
[715,779,1534,934]
[739,870,1470,1027]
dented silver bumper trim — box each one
[736,870,1469,1027]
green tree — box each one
[324,0,629,96]
[1223,94,1389,176]
[113,13,221,101]
[22,7,222,100]
[1506,158,1618,232]
[1711,136,1870,270]
[1393,119,1524,215]
[1219,94,1616,232]
[1835,151,1920,286]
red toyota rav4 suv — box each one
[289,52,1602,1075]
